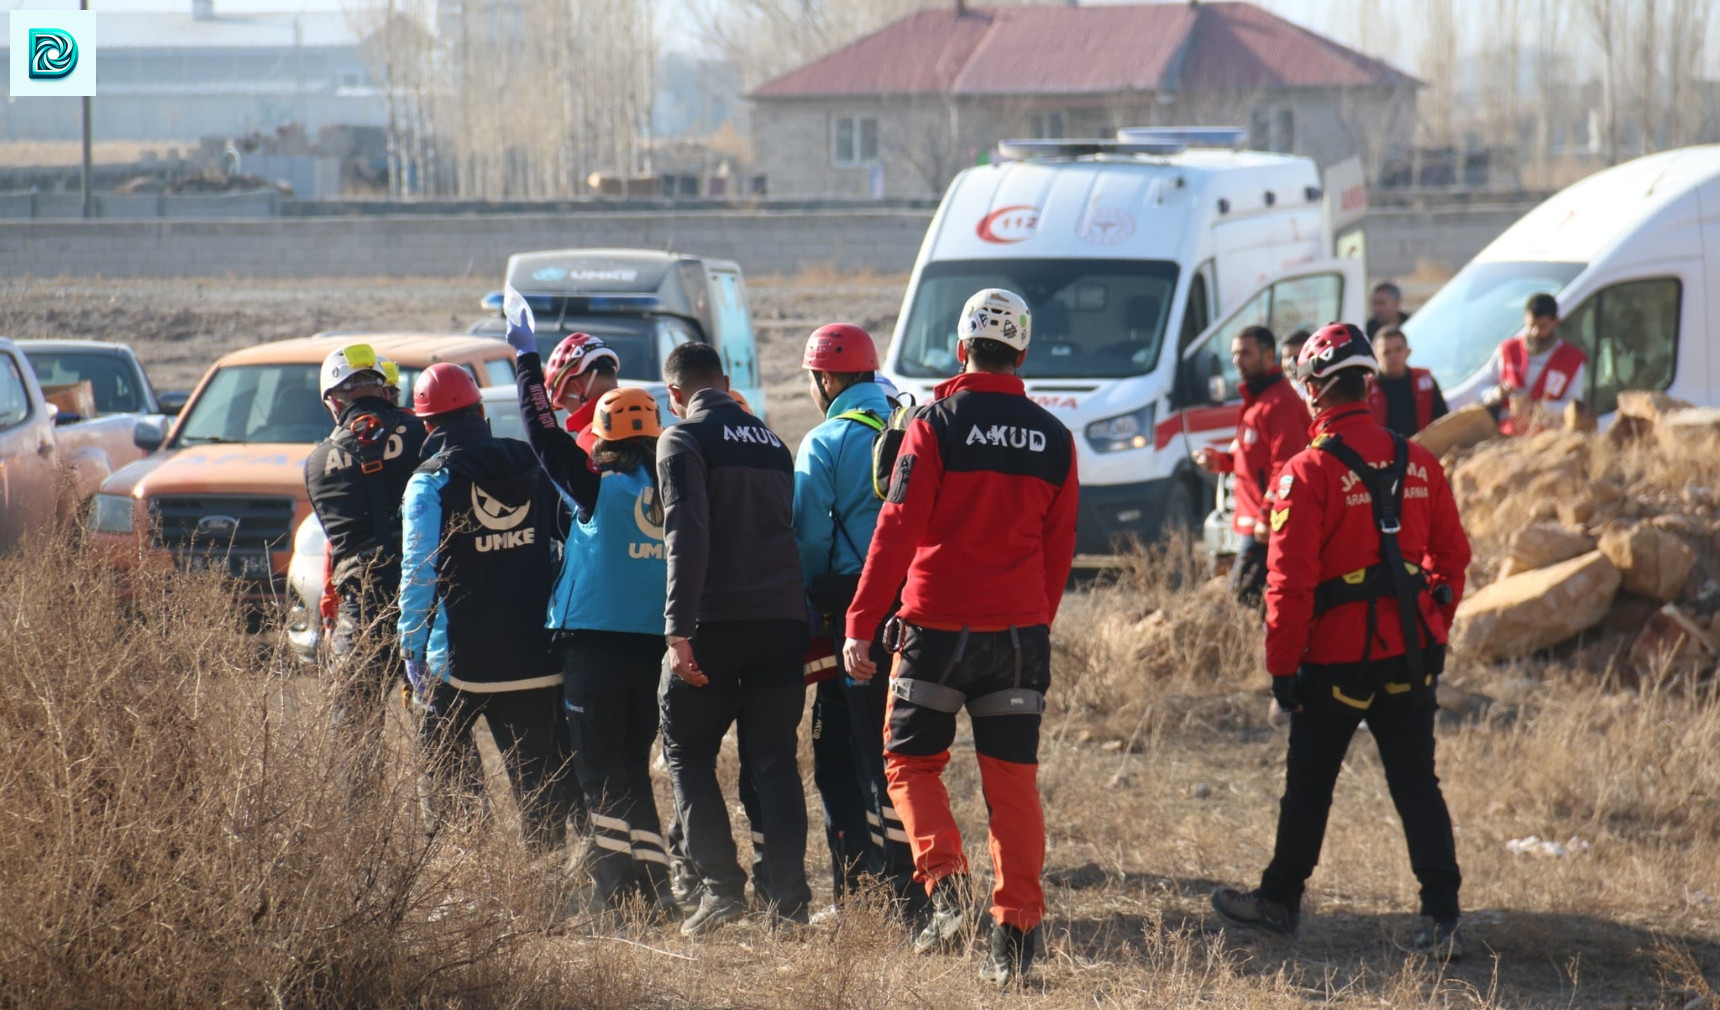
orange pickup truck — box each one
[0,337,154,551]
[87,333,516,599]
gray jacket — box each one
[658,388,806,638]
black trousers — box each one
[1258,676,1461,922]
[659,619,811,914]
[560,631,674,906]
[420,681,576,851]
[813,676,875,896]
[840,637,919,903]
[1227,539,1268,609]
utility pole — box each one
[81,0,92,218]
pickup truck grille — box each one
[151,495,296,553]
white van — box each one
[881,132,1363,554]
[1404,146,1720,416]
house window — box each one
[1249,107,1296,153]
[833,116,878,166]
[1029,111,1067,140]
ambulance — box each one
[1405,145,1720,415]
[881,129,1363,554]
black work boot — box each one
[1409,917,1464,961]
[912,874,970,954]
[978,922,1038,986]
[1210,887,1300,937]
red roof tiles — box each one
[751,2,1416,100]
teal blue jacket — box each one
[793,380,892,585]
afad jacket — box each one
[847,371,1079,640]
[1203,370,1309,536]
[1263,405,1471,678]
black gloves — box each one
[1271,674,1301,714]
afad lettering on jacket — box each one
[323,427,408,474]
[723,424,784,448]
[966,424,1048,451]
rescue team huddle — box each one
[303,284,1581,982]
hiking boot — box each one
[912,874,969,954]
[1409,917,1464,961]
[680,891,747,937]
[978,922,1038,986]
[1209,887,1300,937]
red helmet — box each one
[546,333,620,400]
[1295,322,1377,382]
[413,362,482,418]
[802,323,880,372]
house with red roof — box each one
[748,1,1418,198]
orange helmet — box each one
[729,389,753,415]
[591,387,662,441]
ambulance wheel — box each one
[1161,478,1200,537]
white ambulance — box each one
[881,131,1363,554]
[1404,145,1720,415]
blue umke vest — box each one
[547,465,668,637]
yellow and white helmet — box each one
[957,288,1031,352]
[319,343,387,399]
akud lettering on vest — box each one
[965,425,1048,451]
[723,425,784,448]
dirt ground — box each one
[0,273,906,451]
[4,276,1719,1007]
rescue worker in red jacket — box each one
[1193,325,1309,606]
[843,288,1079,987]
[1211,323,1472,961]
[1366,326,1448,436]
[1482,292,1588,435]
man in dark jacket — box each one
[844,288,1079,987]
[304,343,427,742]
[398,362,575,850]
[657,341,811,935]
[1366,326,1448,436]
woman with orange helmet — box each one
[510,314,679,917]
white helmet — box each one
[958,288,1031,352]
[320,343,387,399]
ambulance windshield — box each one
[896,259,1180,380]
[1402,260,1585,388]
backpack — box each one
[837,391,918,501]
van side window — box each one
[1267,273,1343,337]
[0,355,30,429]
[1179,272,1210,356]
[484,359,516,387]
[1188,289,1269,403]
[1564,278,1680,416]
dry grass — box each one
[4,531,1718,1008]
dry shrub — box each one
[0,535,613,1009]
[1052,536,1262,742]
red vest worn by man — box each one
[1366,368,1438,433]
[1263,405,1471,677]
[1203,370,1310,537]
[1497,334,1587,435]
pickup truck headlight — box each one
[1085,404,1156,453]
[89,493,136,534]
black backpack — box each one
[860,394,918,501]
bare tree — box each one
[1416,1,1459,148]
[1580,0,1622,163]
[1665,0,1715,147]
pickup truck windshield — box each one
[175,364,329,446]
[1403,261,1586,388]
[897,259,1180,380]
[23,350,148,414]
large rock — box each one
[1498,523,1597,579]
[1450,551,1622,662]
[1414,403,1499,459]
[1596,521,1696,601]
[1627,603,1716,676]
[1657,407,1720,456]
[1615,390,1694,426]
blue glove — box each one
[502,285,536,356]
